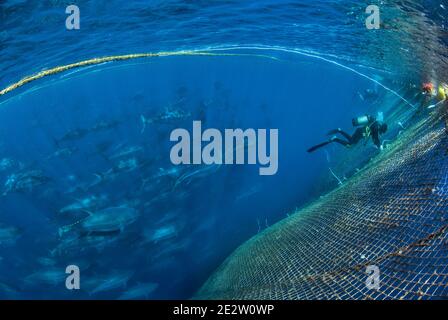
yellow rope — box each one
[0,50,278,97]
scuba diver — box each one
[307,113,388,153]
[421,82,448,130]
[358,88,379,102]
[422,82,447,109]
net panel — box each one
[195,113,448,300]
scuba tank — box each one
[352,115,371,127]
[352,112,384,127]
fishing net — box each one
[195,110,448,300]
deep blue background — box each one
[0,0,446,299]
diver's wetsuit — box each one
[307,121,383,153]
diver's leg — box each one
[327,128,342,136]
[338,130,352,141]
[327,128,352,141]
[307,137,351,153]
[349,128,364,145]
[330,137,351,148]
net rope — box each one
[0,49,278,97]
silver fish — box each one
[59,194,108,214]
[118,282,159,300]
[90,270,134,295]
[59,207,139,235]
[24,268,66,287]
[174,164,221,188]
[0,224,21,246]
[109,145,143,160]
[3,170,51,195]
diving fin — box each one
[307,141,332,153]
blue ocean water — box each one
[0,0,447,299]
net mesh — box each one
[195,111,448,300]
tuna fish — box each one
[145,225,178,244]
[140,106,191,133]
[46,147,77,160]
[174,163,221,188]
[24,268,67,287]
[118,282,159,300]
[0,281,19,298]
[59,207,139,236]
[3,170,51,195]
[90,270,134,295]
[51,232,121,256]
[36,257,57,267]
[0,158,22,172]
[108,145,144,160]
[59,194,108,214]
[0,224,21,246]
